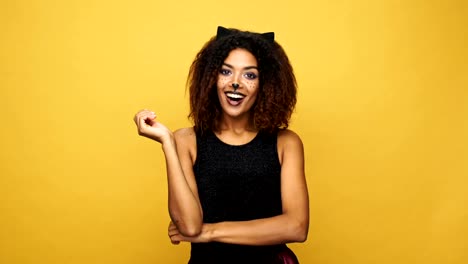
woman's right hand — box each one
[133,109,173,144]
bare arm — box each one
[167,128,203,236]
[134,110,202,236]
[169,129,309,245]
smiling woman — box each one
[134,26,308,264]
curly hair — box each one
[187,27,297,134]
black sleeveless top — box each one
[189,130,288,264]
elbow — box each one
[179,223,202,237]
[173,216,203,237]
[296,228,308,243]
[290,219,309,243]
[170,210,203,237]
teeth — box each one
[226,92,245,99]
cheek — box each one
[246,80,259,90]
[218,77,229,88]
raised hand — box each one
[133,109,172,144]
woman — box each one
[134,26,309,263]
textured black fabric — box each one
[189,130,289,264]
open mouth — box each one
[225,92,246,105]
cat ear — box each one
[216,26,232,40]
[261,32,275,43]
[216,26,275,43]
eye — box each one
[219,69,231,76]
[244,72,258,80]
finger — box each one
[170,234,181,245]
[140,109,156,118]
[168,222,177,230]
[139,112,156,127]
[169,234,183,244]
[168,228,180,237]
[135,109,156,121]
[138,113,153,129]
[134,111,144,125]
[134,109,149,125]
[137,115,147,132]
[136,109,149,117]
[168,221,176,230]
[145,116,156,126]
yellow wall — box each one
[1,0,467,263]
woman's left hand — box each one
[168,221,212,244]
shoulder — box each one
[277,129,303,147]
[174,127,196,141]
[277,129,304,163]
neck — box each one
[218,114,256,134]
[215,114,259,146]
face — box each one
[217,48,260,119]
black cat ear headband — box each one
[216,26,275,43]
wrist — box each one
[160,133,175,150]
[204,223,217,242]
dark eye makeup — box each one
[244,72,258,80]
[219,69,232,75]
[219,69,258,80]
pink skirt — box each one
[275,246,300,264]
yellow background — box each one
[1,0,467,263]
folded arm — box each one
[169,129,309,245]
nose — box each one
[230,72,242,89]
[231,77,242,91]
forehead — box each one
[224,48,258,66]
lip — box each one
[224,91,246,106]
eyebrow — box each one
[222,63,258,70]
